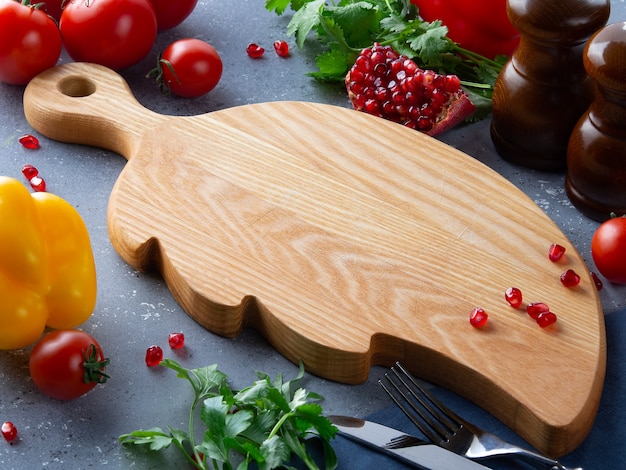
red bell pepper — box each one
[411,0,520,59]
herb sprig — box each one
[266,0,508,116]
[119,359,338,470]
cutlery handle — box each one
[467,430,581,469]
[471,441,579,470]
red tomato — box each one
[29,330,109,400]
[0,0,62,85]
[158,39,223,98]
[411,0,520,59]
[41,0,64,22]
[60,0,157,70]
[591,217,626,284]
[149,0,197,31]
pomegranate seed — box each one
[444,75,461,92]
[364,98,381,115]
[504,287,523,308]
[18,134,40,149]
[548,243,566,262]
[246,43,265,58]
[145,345,163,367]
[536,311,557,328]
[21,163,39,180]
[168,332,185,349]
[591,271,603,291]
[527,302,550,319]
[192,452,205,465]
[560,269,581,287]
[29,176,46,192]
[469,307,488,328]
[1,421,18,442]
[273,40,289,57]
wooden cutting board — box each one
[23,62,605,457]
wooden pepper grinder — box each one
[490,0,610,171]
[565,22,626,221]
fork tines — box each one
[379,362,461,445]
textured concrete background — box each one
[1,1,625,468]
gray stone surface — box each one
[1,1,624,468]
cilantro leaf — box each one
[265,0,291,15]
[161,358,227,400]
[324,2,379,47]
[120,359,337,470]
[288,0,326,49]
[259,434,291,469]
[265,0,309,15]
[406,21,450,66]
[309,47,354,81]
[118,428,174,451]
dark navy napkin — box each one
[328,307,626,469]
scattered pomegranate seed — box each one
[168,332,185,349]
[246,43,265,58]
[560,269,581,287]
[192,452,205,465]
[21,164,39,180]
[548,243,566,262]
[21,163,46,191]
[536,311,558,328]
[469,307,488,328]
[273,40,289,57]
[145,345,163,367]
[1,421,18,442]
[527,302,550,320]
[29,176,46,192]
[18,134,40,149]
[591,271,603,291]
[504,287,523,308]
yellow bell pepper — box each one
[0,176,97,350]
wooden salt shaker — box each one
[490,0,610,171]
[566,22,626,221]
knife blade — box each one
[327,415,490,470]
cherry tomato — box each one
[41,0,64,22]
[60,0,157,70]
[149,0,197,31]
[411,0,520,59]
[0,0,62,85]
[29,329,109,400]
[591,217,626,284]
[157,38,223,98]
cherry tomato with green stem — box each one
[150,38,223,98]
[60,0,157,70]
[29,329,110,400]
[411,0,520,59]
[591,216,626,284]
[0,0,62,85]
[149,0,197,31]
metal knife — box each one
[328,415,491,470]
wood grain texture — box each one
[24,63,605,457]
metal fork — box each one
[379,362,582,470]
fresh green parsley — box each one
[119,359,337,470]
[266,0,508,117]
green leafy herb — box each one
[266,0,508,116]
[119,359,338,470]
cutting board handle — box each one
[24,63,164,160]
